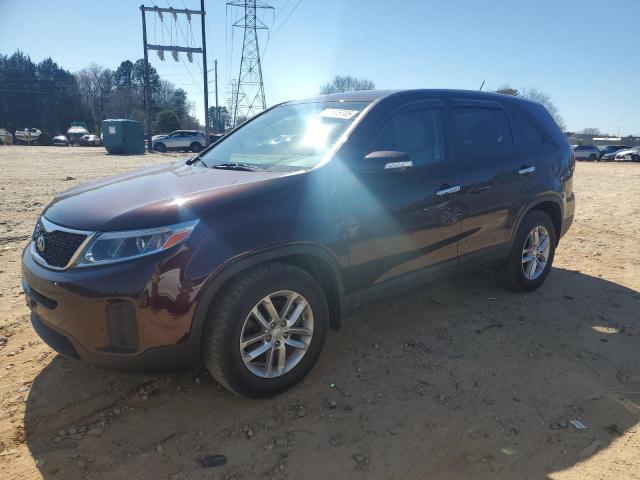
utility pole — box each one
[140,4,209,148]
[227,0,272,126]
[141,6,153,153]
[214,59,219,133]
[200,0,209,146]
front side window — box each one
[453,107,514,160]
[367,108,445,167]
[199,101,369,171]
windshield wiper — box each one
[212,162,265,172]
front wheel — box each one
[154,142,166,153]
[203,262,329,398]
[501,211,557,292]
[588,154,597,161]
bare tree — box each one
[492,85,566,131]
[494,85,519,96]
[580,127,602,136]
[519,88,566,131]
[75,64,113,132]
[319,75,376,95]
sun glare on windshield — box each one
[199,101,369,172]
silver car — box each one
[152,130,205,153]
[615,146,640,162]
[573,144,600,161]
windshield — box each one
[198,101,369,171]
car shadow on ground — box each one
[23,267,640,479]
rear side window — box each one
[453,107,514,160]
[504,104,545,147]
[368,108,445,167]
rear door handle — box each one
[518,166,536,175]
[436,185,461,196]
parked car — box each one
[599,145,629,162]
[209,133,225,145]
[22,89,575,398]
[0,128,13,145]
[52,135,69,147]
[614,146,640,162]
[81,134,102,146]
[67,122,89,145]
[152,130,205,153]
[573,144,600,161]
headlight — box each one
[77,219,198,267]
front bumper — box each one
[21,244,201,372]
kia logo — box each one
[36,235,46,253]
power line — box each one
[271,0,302,38]
[141,1,210,149]
[228,0,273,126]
[261,0,303,61]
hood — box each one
[152,134,168,140]
[43,160,302,231]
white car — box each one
[615,146,640,162]
[81,134,102,146]
[152,130,205,153]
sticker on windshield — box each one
[318,108,359,120]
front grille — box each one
[33,221,87,268]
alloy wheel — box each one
[521,225,550,280]
[239,290,314,378]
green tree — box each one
[0,51,90,143]
[208,106,231,133]
[154,109,180,134]
[319,75,376,95]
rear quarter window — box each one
[503,104,546,147]
[452,107,514,163]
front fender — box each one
[187,242,348,361]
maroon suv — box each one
[22,89,575,397]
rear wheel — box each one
[501,211,557,292]
[588,154,597,161]
[632,154,640,162]
[203,262,329,398]
[190,142,202,153]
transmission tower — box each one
[228,0,273,126]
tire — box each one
[633,154,640,162]
[588,154,597,161]
[203,262,329,398]
[190,142,202,153]
[501,210,557,292]
[154,142,166,153]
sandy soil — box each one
[0,146,639,480]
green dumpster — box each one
[102,119,145,155]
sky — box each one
[1,0,639,136]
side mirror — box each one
[362,150,412,173]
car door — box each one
[344,100,463,296]
[452,99,535,263]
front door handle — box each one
[436,185,461,196]
[518,166,536,175]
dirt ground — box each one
[0,145,638,479]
